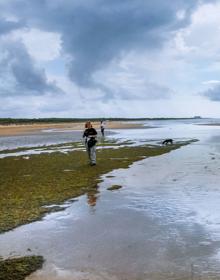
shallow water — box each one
[0,130,83,151]
[0,118,212,151]
[1,120,220,279]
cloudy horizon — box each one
[0,0,220,118]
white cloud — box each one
[173,3,220,60]
[11,28,62,62]
[176,10,186,21]
[202,80,220,85]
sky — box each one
[0,0,220,118]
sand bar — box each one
[0,121,144,136]
[198,123,220,126]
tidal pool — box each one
[1,120,220,279]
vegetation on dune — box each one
[0,117,200,125]
[0,256,43,280]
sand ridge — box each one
[0,121,144,136]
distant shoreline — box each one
[0,117,202,126]
[0,117,203,136]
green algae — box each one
[0,140,195,233]
[107,185,122,191]
[0,256,44,280]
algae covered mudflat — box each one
[0,140,192,233]
[0,139,194,280]
[0,256,43,280]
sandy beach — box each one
[0,121,143,136]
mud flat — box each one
[2,120,220,279]
[20,138,220,279]
[0,256,43,280]
[0,141,189,233]
[0,139,192,279]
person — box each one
[100,120,105,137]
[83,121,97,166]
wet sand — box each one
[1,121,220,279]
[0,121,143,136]
[27,139,220,279]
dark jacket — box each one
[83,128,97,148]
[83,128,97,138]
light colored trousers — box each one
[86,143,96,164]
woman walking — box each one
[83,121,97,166]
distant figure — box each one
[162,139,173,145]
[100,120,105,137]
[83,121,97,166]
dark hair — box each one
[85,121,92,128]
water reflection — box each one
[87,185,100,209]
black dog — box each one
[162,139,173,145]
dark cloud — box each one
[1,0,205,88]
[201,85,220,101]
[0,0,217,107]
[0,17,24,35]
[0,40,61,96]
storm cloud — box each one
[1,0,204,88]
[0,17,23,36]
[0,0,219,117]
[0,40,61,96]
